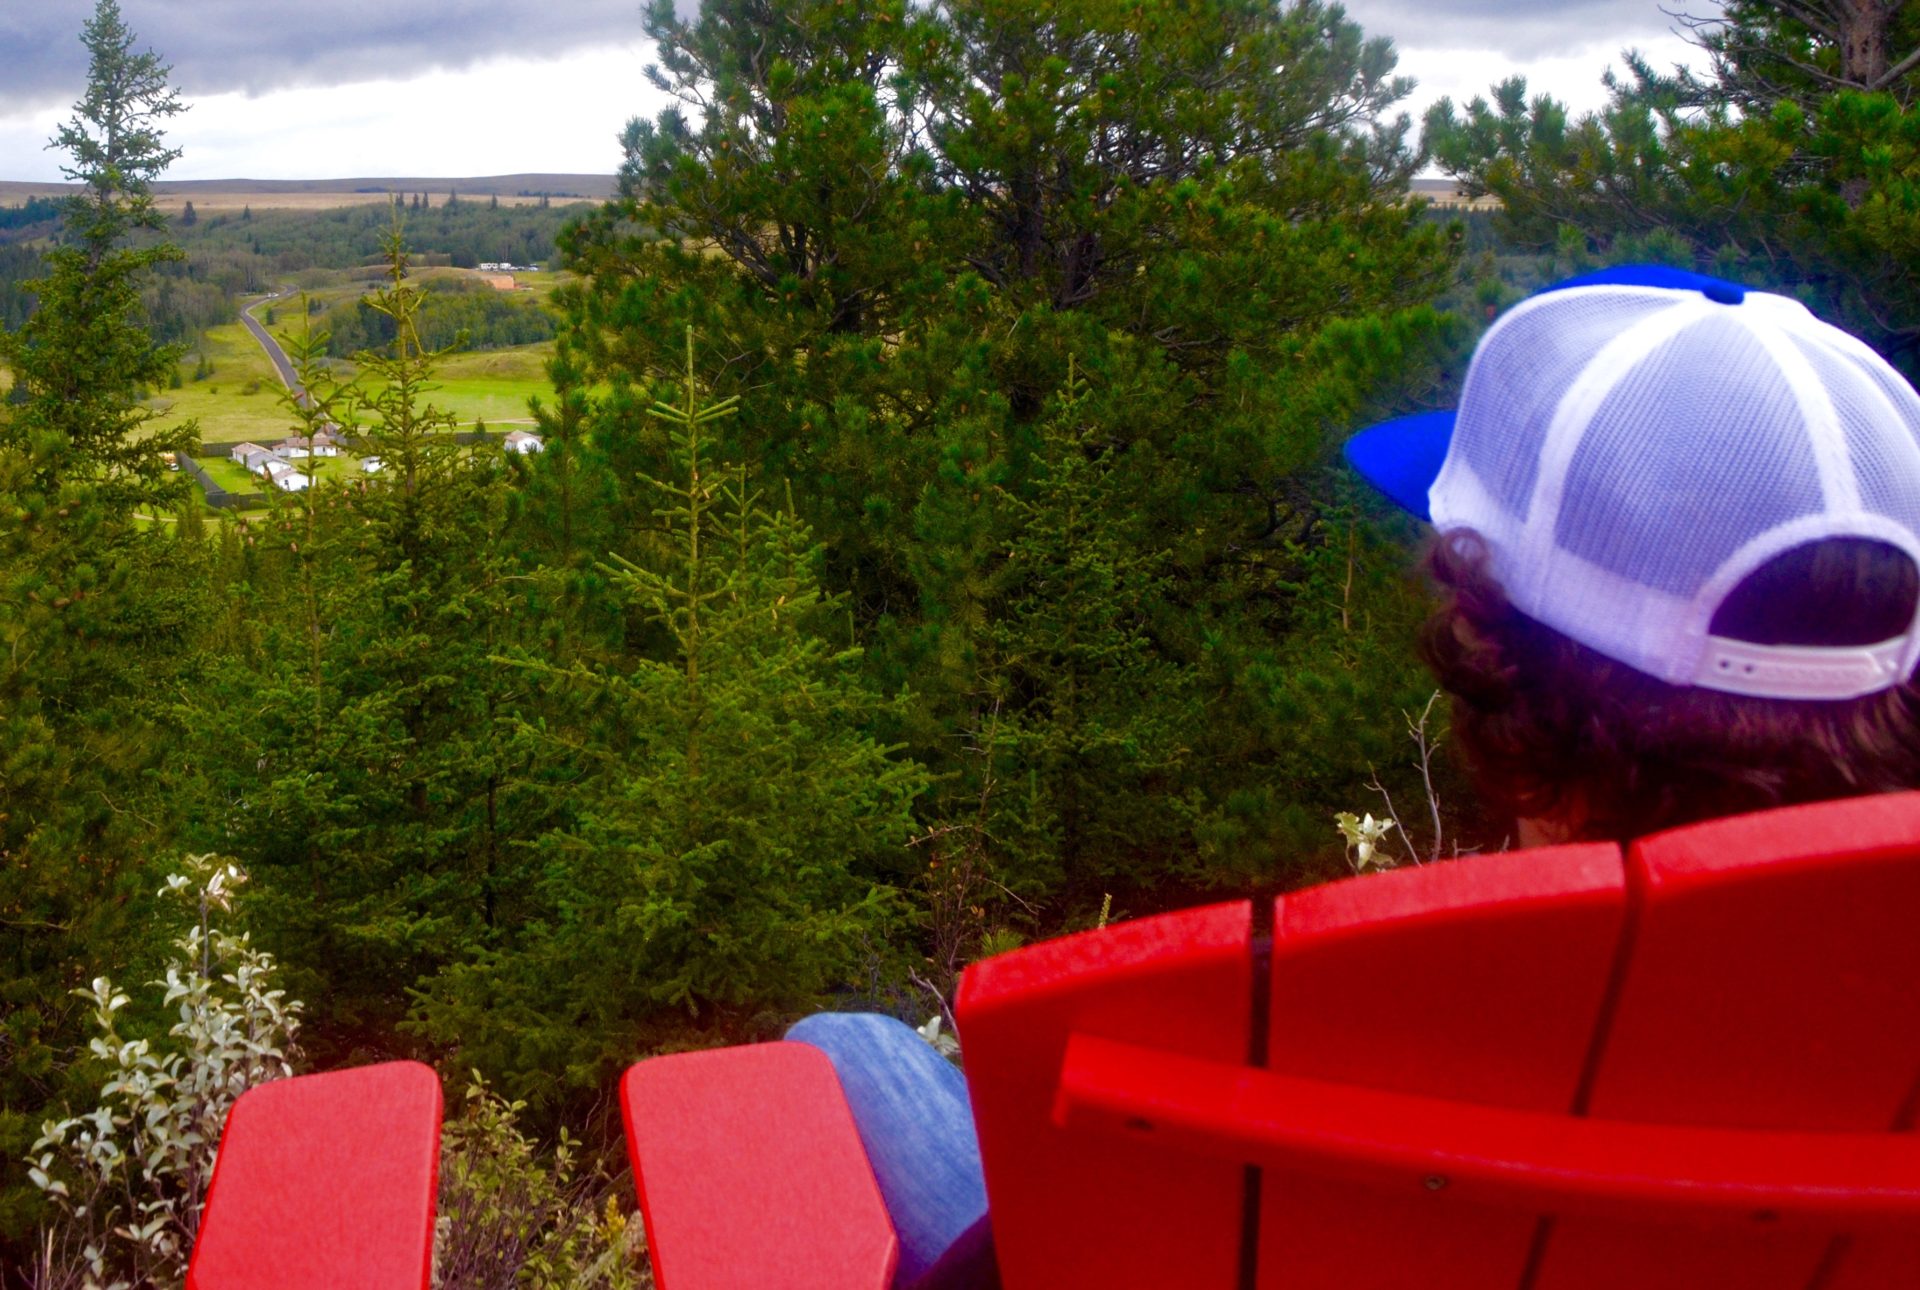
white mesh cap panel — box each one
[1553,313,1823,598]
[1815,341,1920,527]
[1436,291,1680,527]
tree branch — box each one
[1871,42,1920,89]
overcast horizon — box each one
[0,1,1715,183]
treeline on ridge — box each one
[0,196,581,355]
[320,275,557,355]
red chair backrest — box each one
[956,793,1920,1289]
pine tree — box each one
[561,0,1462,909]
[412,333,928,1101]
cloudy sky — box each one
[0,1,1714,183]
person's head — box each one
[1347,266,1920,843]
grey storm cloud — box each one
[1341,0,1713,59]
[2,0,674,114]
[5,0,1707,116]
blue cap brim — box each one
[1342,264,1752,521]
[1343,410,1454,523]
[1541,263,1746,304]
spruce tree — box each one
[979,363,1203,902]
[175,228,545,1057]
[413,334,928,1101]
[0,0,203,1243]
[513,327,622,662]
[2,0,195,506]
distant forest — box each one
[0,196,578,350]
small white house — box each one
[361,456,384,474]
[503,430,544,454]
[277,433,341,459]
[231,442,275,470]
[273,471,311,493]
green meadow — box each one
[144,320,293,443]
[148,324,556,447]
[390,344,554,426]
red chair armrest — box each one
[1055,1033,1920,1228]
[188,1061,443,1289]
[621,1042,897,1290]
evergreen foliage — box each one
[171,198,576,275]
[174,227,543,1057]
[1425,1,1920,377]
[559,0,1462,920]
[512,327,624,662]
[320,275,557,356]
[412,334,927,1100]
[0,0,206,1245]
[2,0,195,509]
[0,198,63,234]
[3,0,1531,1264]
[972,361,1204,901]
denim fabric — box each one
[787,1013,990,1288]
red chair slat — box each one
[957,900,1252,1290]
[1258,843,1628,1289]
[1824,1235,1920,1289]
[187,1061,442,1290]
[1535,791,1920,1290]
[1058,1032,1920,1222]
[620,1042,896,1290]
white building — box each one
[503,430,544,454]
[277,432,342,459]
[231,442,276,471]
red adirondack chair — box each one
[182,792,1920,1286]
[620,791,1920,1289]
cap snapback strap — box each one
[1694,635,1910,701]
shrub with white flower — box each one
[26,856,300,1290]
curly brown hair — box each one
[1420,530,1920,843]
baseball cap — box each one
[1344,265,1920,701]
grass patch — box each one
[143,321,292,444]
[143,291,558,452]
[367,344,556,427]
[199,457,262,493]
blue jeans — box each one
[787,1013,992,1288]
